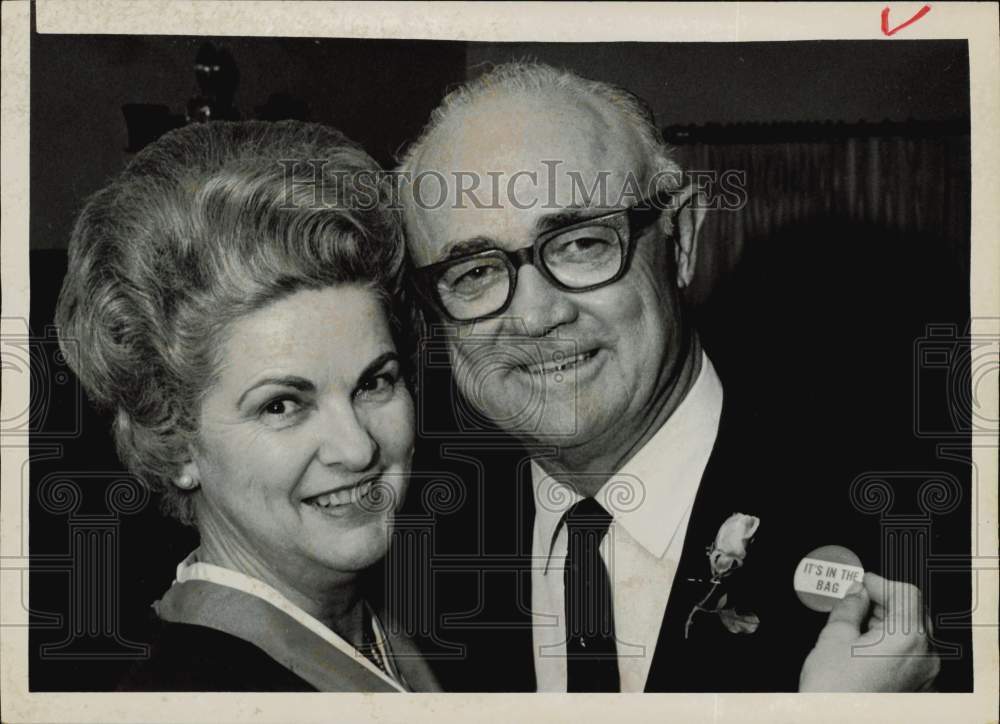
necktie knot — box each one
[564,497,613,540]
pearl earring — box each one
[177,473,197,490]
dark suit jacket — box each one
[643,395,825,691]
[403,391,910,692]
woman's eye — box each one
[259,397,302,418]
[355,373,397,401]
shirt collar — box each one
[532,351,723,561]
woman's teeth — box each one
[310,479,374,508]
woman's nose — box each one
[505,265,578,337]
[316,402,379,471]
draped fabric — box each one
[670,129,971,306]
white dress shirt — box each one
[531,352,723,692]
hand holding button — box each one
[799,571,940,691]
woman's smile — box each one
[302,474,387,515]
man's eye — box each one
[440,258,507,297]
[455,265,502,288]
[547,231,618,262]
[569,237,609,252]
[461,266,492,281]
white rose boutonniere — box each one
[684,512,761,639]
[709,513,760,578]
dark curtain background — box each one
[679,124,970,306]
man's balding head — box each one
[399,61,681,211]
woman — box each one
[55,120,438,692]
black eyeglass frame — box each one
[413,190,676,323]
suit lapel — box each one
[644,397,811,692]
[643,410,742,691]
[516,454,538,689]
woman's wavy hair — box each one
[55,120,413,525]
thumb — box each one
[862,571,890,606]
[816,582,870,645]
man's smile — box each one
[515,347,600,377]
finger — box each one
[864,573,928,648]
[890,583,924,635]
[864,573,923,618]
[863,603,887,637]
[817,581,870,645]
[872,603,887,622]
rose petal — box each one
[711,513,760,575]
[718,608,760,635]
[709,550,737,578]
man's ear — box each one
[666,183,707,289]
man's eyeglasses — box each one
[413,192,674,323]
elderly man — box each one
[398,62,939,692]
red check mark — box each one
[881,5,932,36]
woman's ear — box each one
[173,459,201,491]
[665,184,707,289]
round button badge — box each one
[793,544,865,612]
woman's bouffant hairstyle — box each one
[55,121,411,525]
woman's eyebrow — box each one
[237,376,314,409]
[356,351,400,383]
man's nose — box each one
[316,402,379,471]
[505,265,578,337]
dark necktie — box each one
[561,497,620,692]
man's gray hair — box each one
[397,60,683,197]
